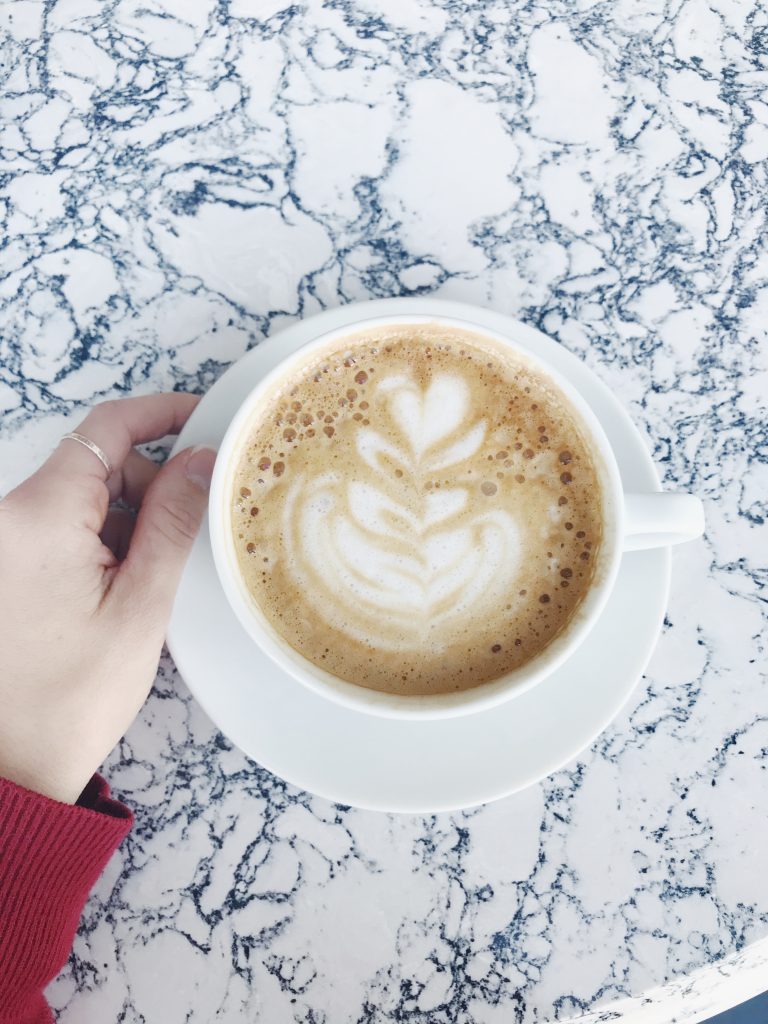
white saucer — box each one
[167,299,670,813]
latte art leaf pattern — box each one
[282,372,520,649]
[232,325,604,695]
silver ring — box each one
[61,432,114,476]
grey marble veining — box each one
[1,0,767,1020]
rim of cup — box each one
[209,312,624,721]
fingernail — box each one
[185,445,217,491]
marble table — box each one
[1,0,766,1021]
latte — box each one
[230,323,604,695]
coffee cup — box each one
[209,311,704,720]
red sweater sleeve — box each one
[0,775,132,1024]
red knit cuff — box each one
[0,774,132,1020]
[76,773,134,821]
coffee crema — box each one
[231,324,604,695]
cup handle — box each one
[623,493,705,551]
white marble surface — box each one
[1,0,767,1021]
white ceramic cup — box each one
[209,311,704,720]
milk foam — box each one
[279,370,520,651]
[231,324,604,696]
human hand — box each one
[0,395,216,803]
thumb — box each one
[115,445,217,617]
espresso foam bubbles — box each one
[231,324,604,696]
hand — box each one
[0,395,216,803]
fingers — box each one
[107,449,160,508]
[111,446,217,621]
[45,394,201,486]
[13,393,202,532]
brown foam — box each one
[231,323,605,696]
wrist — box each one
[0,757,88,805]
